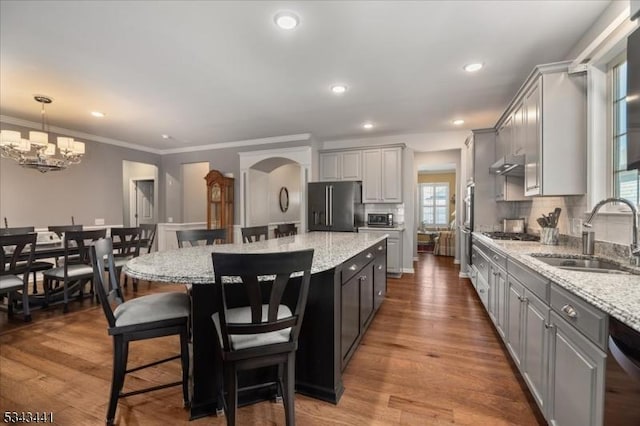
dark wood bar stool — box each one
[0,232,37,322]
[274,224,297,238]
[90,238,190,426]
[211,249,314,426]
[110,227,142,289]
[241,225,268,243]
[176,228,226,247]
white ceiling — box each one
[0,1,610,151]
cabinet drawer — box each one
[472,247,490,283]
[507,259,549,303]
[476,275,489,309]
[487,248,507,271]
[342,245,376,283]
[550,284,608,349]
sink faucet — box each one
[583,197,640,266]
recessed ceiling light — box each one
[452,119,465,125]
[274,11,299,30]
[331,84,347,94]
[463,63,484,73]
[362,122,374,130]
[91,111,105,118]
[161,134,170,139]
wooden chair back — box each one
[176,228,226,248]
[139,223,157,253]
[241,226,269,243]
[90,238,124,329]
[0,233,36,276]
[211,249,314,352]
[63,229,107,269]
[48,224,83,238]
[110,227,142,258]
[0,226,35,236]
[274,223,297,238]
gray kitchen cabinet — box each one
[505,274,525,367]
[361,228,403,276]
[524,79,542,195]
[547,311,606,426]
[512,102,526,156]
[362,147,403,203]
[490,263,508,338]
[521,288,550,414]
[319,150,362,181]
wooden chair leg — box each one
[62,279,69,313]
[21,286,31,322]
[32,271,38,294]
[282,353,296,426]
[107,337,128,425]
[225,364,237,426]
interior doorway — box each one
[122,160,159,227]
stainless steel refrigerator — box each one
[308,181,364,232]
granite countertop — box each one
[473,232,640,333]
[124,231,387,284]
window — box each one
[612,60,639,205]
[419,183,449,226]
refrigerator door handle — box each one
[330,186,333,226]
[325,186,329,226]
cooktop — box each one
[482,232,540,242]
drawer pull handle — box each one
[492,271,498,276]
[479,288,485,293]
[360,275,367,280]
[493,255,499,261]
[517,295,528,303]
[378,265,383,271]
[377,291,382,296]
[366,253,373,259]
[544,323,555,330]
[378,246,383,251]
[349,264,358,271]
[561,304,578,319]
[472,254,476,259]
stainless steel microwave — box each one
[367,213,393,227]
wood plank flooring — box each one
[0,254,545,425]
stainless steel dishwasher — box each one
[603,317,640,424]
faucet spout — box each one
[584,197,640,265]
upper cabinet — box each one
[319,151,362,181]
[363,147,403,203]
[495,62,587,197]
[320,146,403,203]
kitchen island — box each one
[124,231,388,419]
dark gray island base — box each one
[124,232,388,419]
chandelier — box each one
[0,95,85,173]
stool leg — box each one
[224,364,237,426]
[180,328,190,407]
[107,336,127,425]
[282,353,296,426]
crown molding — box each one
[0,115,163,155]
[159,133,312,155]
[1,115,312,156]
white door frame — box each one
[129,177,156,227]
[239,146,312,232]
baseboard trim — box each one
[454,258,460,264]
[413,256,419,261]
[402,268,415,274]
[459,271,469,278]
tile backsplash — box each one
[364,203,405,224]
[506,195,637,246]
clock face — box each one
[211,184,221,202]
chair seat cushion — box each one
[0,275,24,291]
[12,260,54,273]
[212,304,292,351]
[43,264,94,279]
[113,292,190,327]
[113,257,132,268]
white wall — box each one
[268,163,301,224]
[248,168,269,225]
[181,162,209,223]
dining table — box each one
[123,231,389,420]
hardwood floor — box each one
[0,254,545,425]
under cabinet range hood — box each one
[489,154,525,176]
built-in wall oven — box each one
[462,184,474,266]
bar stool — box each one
[240,226,268,243]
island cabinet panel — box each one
[373,240,387,310]
[341,273,361,361]
[359,263,374,329]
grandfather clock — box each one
[205,169,234,243]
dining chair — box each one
[42,229,106,313]
[0,233,36,322]
[48,224,83,238]
[139,223,157,254]
[176,228,226,248]
[90,238,190,426]
[211,249,314,426]
[274,223,297,238]
[109,227,142,289]
[0,226,53,294]
[241,225,269,243]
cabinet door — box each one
[373,249,386,310]
[362,149,382,202]
[341,273,361,362]
[524,80,542,196]
[386,237,400,273]
[505,276,525,367]
[488,264,498,323]
[341,151,362,181]
[512,104,525,156]
[522,289,550,413]
[381,147,402,202]
[359,263,374,328]
[548,312,606,426]
[320,153,340,181]
[495,268,507,338]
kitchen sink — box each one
[530,255,632,274]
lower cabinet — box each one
[472,238,608,425]
[359,229,403,275]
[373,243,387,310]
[359,263,374,329]
[341,273,360,362]
[547,312,606,426]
